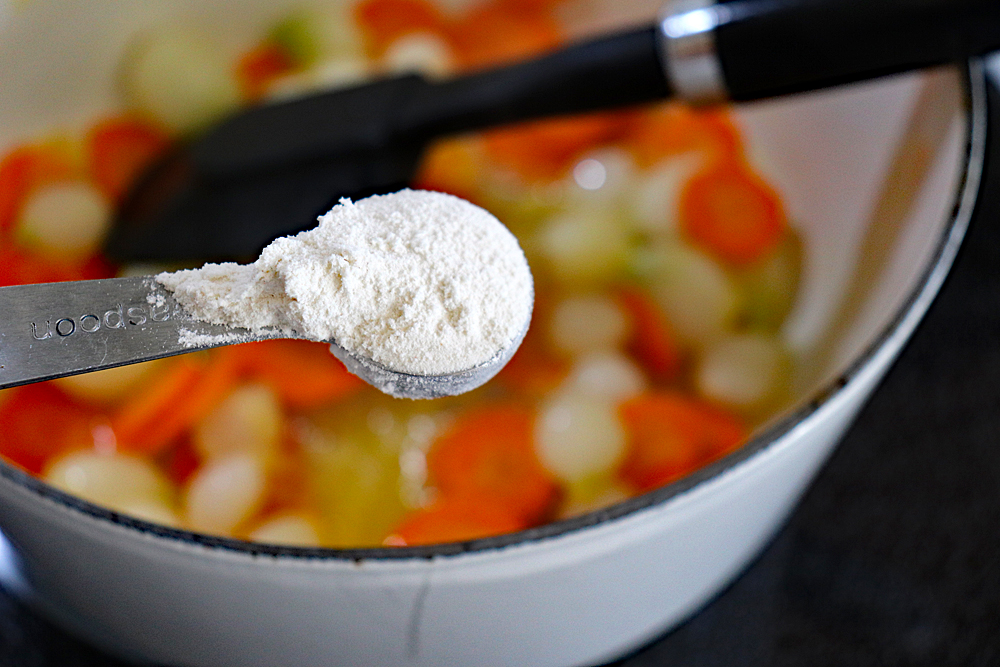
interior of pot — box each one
[0,0,973,550]
[739,68,968,395]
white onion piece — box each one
[249,514,322,547]
[55,359,168,406]
[631,153,702,236]
[44,452,175,516]
[695,333,790,412]
[17,182,110,260]
[650,241,740,345]
[122,28,240,134]
[548,294,630,355]
[565,350,647,402]
[535,392,626,483]
[194,384,283,463]
[184,453,267,535]
[538,208,632,284]
[117,500,182,528]
[382,32,453,79]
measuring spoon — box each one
[0,276,528,400]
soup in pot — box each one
[0,0,801,547]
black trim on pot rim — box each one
[0,59,989,563]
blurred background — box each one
[0,17,997,667]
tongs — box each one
[104,0,1000,263]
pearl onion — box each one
[695,333,790,412]
[565,351,647,402]
[548,294,630,355]
[184,453,267,535]
[535,392,626,483]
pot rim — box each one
[0,60,989,563]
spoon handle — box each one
[0,277,278,390]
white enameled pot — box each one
[0,1,988,665]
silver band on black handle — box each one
[660,0,1000,105]
[658,0,728,105]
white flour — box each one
[156,190,533,375]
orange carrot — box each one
[388,496,526,546]
[0,245,114,287]
[0,142,77,232]
[257,438,311,516]
[616,286,681,382]
[625,104,742,169]
[493,0,565,11]
[227,340,364,410]
[412,138,481,202]
[113,352,238,455]
[159,437,201,485]
[481,112,628,182]
[680,161,787,266]
[448,0,561,69]
[354,0,447,57]
[236,42,296,102]
[618,391,746,492]
[0,383,96,474]
[149,352,240,449]
[426,404,558,524]
[111,357,203,453]
[86,116,171,203]
[496,311,569,397]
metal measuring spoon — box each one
[0,276,529,399]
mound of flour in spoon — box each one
[156,190,533,375]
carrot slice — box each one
[618,391,746,492]
[426,404,558,524]
[0,245,114,287]
[625,104,742,169]
[495,341,568,398]
[680,162,787,266]
[448,0,561,69]
[481,112,628,182]
[113,353,238,455]
[496,303,569,397]
[236,42,296,102]
[616,286,681,382]
[228,340,364,410]
[0,383,96,474]
[111,357,203,454]
[159,436,201,486]
[257,439,311,516]
[0,142,77,232]
[412,138,482,202]
[86,116,171,203]
[146,353,239,451]
[388,496,526,546]
[354,0,447,57]
[493,0,565,10]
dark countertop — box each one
[3,76,1000,667]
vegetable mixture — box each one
[0,0,800,547]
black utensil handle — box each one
[665,0,1000,103]
[195,27,671,177]
[399,26,672,138]
[197,0,1000,176]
